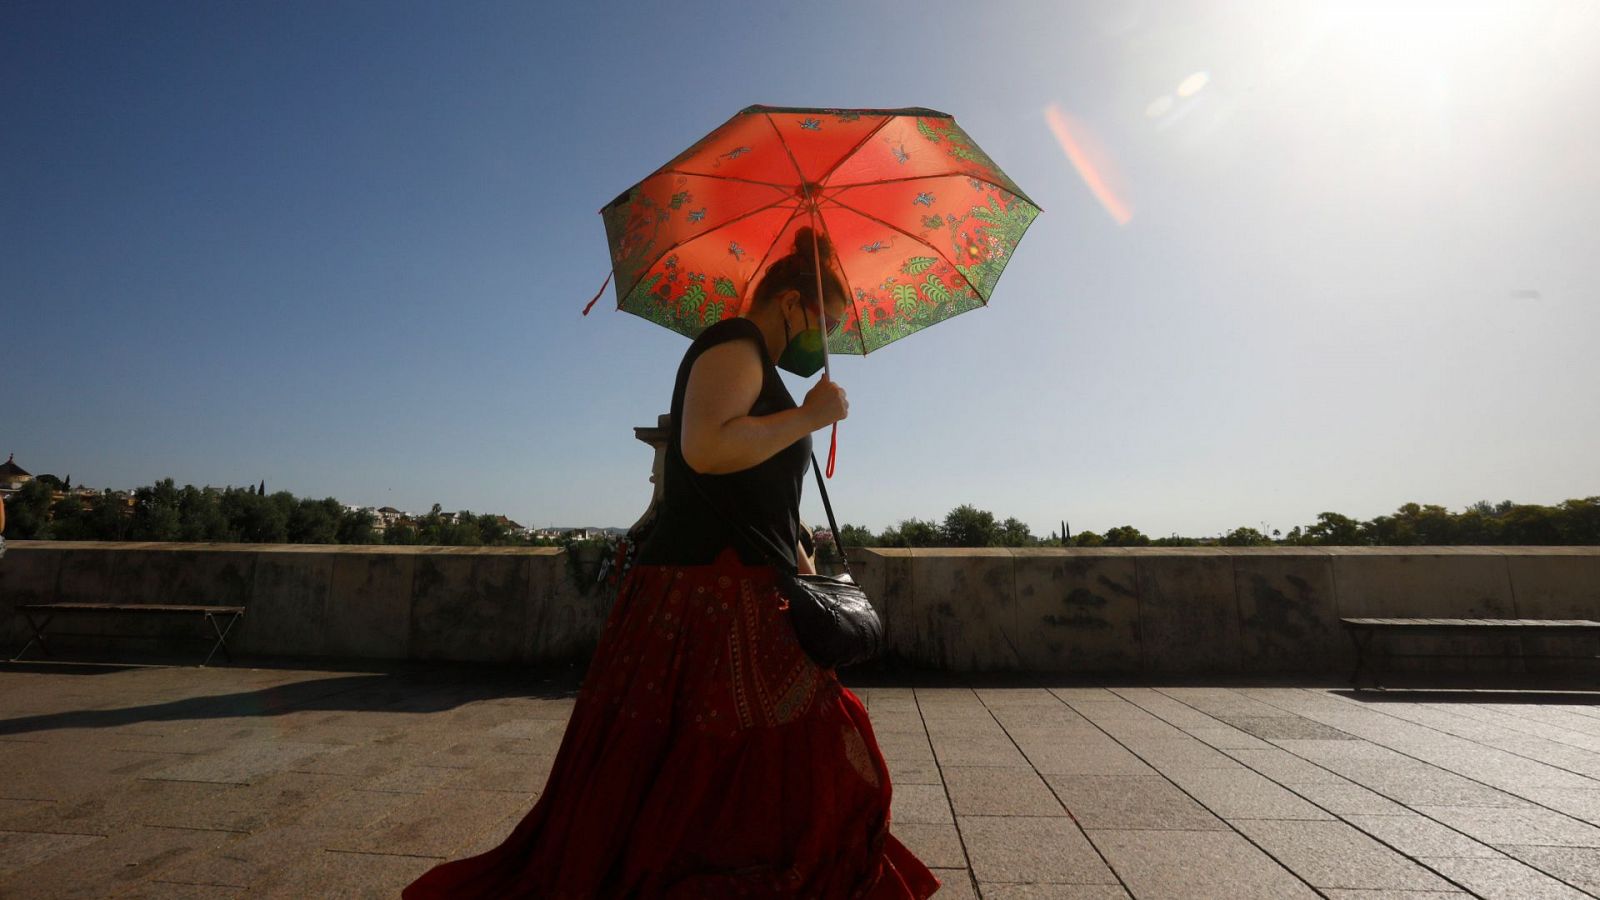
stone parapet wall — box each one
[850,547,1600,675]
[0,542,609,665]
[2,543,1597,674]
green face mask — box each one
[777,305,826,377]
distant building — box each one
[0,454,32,495]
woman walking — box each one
[402,228,938,898]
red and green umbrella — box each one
[586,105,1040,469]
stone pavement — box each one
[4,659,1600,898]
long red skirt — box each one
[402,547,940,899]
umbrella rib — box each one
[805,206,869,356]
[762,112,811,189]
[655,169,794,193]
[814,116,894,187]
[734,203,807,319]
[612,196,798,306]
[827,172,1037,208]
[822,195,990,309]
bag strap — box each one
[682,451,852,579]
[808,452,851,577]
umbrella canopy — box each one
[592,105,1039,356]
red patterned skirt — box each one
[402,546,939,899]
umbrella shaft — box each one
[806,207,832,380]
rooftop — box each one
[3,659,1600,897]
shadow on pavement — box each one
[0,655,583,738]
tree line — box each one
[5,477,1596,548]
[1,478,558,547]
[825,497,1600,551]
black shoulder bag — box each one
[686,453,883,670]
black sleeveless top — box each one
[634,317,811,569]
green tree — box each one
[837,524,877,548]
[476,513,510,546]
[1220,526,1271,546]
[1073,530,1105,547]
[1152,534,1200,547]
[337,508,379,544]
[130,478,182,541]
[1102,525,1151,547]
[287,497,341,543]
[1499,503,1563,545]
[48,493,92,540]
[1556,497,1600,544]
[997,517,1035,547]
[942,504,999,547]
[1305,512,1363,545]
[86,489,131,540]
[177,485,230,541]
[5,479,56,538]
[879,517,942,548]
[221,487,288,542]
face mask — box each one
[777,305,826,377]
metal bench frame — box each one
[11,603,246,667]
[1341,617,1600,689]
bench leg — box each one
[1348,628,1374,690]
[200,612,240,667]
[10,612,55,662]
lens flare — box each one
[1145,95,1174,118]
[1044,103,1133,226]
[1177,71,1210,98]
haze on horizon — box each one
[4,1,1596,540]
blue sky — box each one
[5,0,1597,538]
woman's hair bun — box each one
[792,226,834,263]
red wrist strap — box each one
[826,424,838,478]
[581,271,613,316]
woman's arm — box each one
[680,338,846,475]
[796,538,816,575]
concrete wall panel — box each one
[53,546,126,605]
[525,552,606,664]
[1503,551,1600,674]
[111,547,258,607]
[410,553,531,663]
[856,549,912,665]
[1012,549,1141,673]
[1136,552,1241,674]
[241,553,335,656]
[0,545,62,647]
[1232,551,1341,674]
[325,553,414,660]
[902,550,1018,671]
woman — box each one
[403,229,938,898]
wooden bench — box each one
[11,603,245,667]
[1341,617,1600,689]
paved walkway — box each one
[3,660,1600,898]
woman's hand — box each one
[682,338,835,475]
[802,375,848,429]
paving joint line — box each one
[1319,687,1600,787]
[969,684,1184,899]
[1152,685,1578,898]
[912,686,981,898]
[1057,686,1363,899]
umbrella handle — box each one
[827,423,837,478]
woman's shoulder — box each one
[694,316,762,348]
[688,316,768,364]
